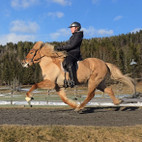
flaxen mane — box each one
[32,41,67,59]
[41,42,67,59]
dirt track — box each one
[0,107,142,126]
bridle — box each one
[25,48,45,64]
[33,50,45,62]
[24,46,66,65]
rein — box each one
[26,48,45,63]
[34,55,45,61]
[25,49,37,62]
[51,52,65,58]
[33,50,45,62]
[26,46,65,64]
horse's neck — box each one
[39,56,63,74]
[39,57,52,69]
[39,56,64,82]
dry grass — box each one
[0,125,142,142]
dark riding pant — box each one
[62,52,80,87]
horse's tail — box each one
[106,63,136,94]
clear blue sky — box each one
[0,0,142,45]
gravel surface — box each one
[0,107,142,126]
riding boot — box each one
[63,72,69,88]
[68,65,77,88]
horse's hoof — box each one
[119,99,123,104]
[74,104,80,112]
[25,97,31,102]
[74,108,84,114]
[74,106,84,112]
[114,99,123,105]
[74,107,80,112]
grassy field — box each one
[0,125,142,142]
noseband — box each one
[25,49,37,63]
[25,48,45,64]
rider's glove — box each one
[54,46,60,51]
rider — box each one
[54,22,83,88]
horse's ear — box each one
[33,41,44,50]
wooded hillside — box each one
[0,31,142,86]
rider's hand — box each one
[54,46,60,51]
[54,46,57,51]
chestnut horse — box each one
[21,41,135,111]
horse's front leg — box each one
[25,79,55,102]
[75,78,97,111]
[56,88,78,109]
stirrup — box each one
[63,79,75,88]
[68,80,75,88]
[64,79,69,88]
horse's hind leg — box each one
[26,79,55,102]
[97,82,122,105]
[56,88,78,109]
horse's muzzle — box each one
[21,60,29,68]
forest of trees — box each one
[0,30,142,86]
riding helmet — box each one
[68,22,81,30]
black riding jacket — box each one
[56,31,83,59]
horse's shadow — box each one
[77,106,139,114]
[48,106,139,114]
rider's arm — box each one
[54,31,83,51]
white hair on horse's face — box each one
[23,62,29,68]
[21,60,30,68]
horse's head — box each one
[21,41,67,68]
[21,41,44,68]
[22,49,42,67]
